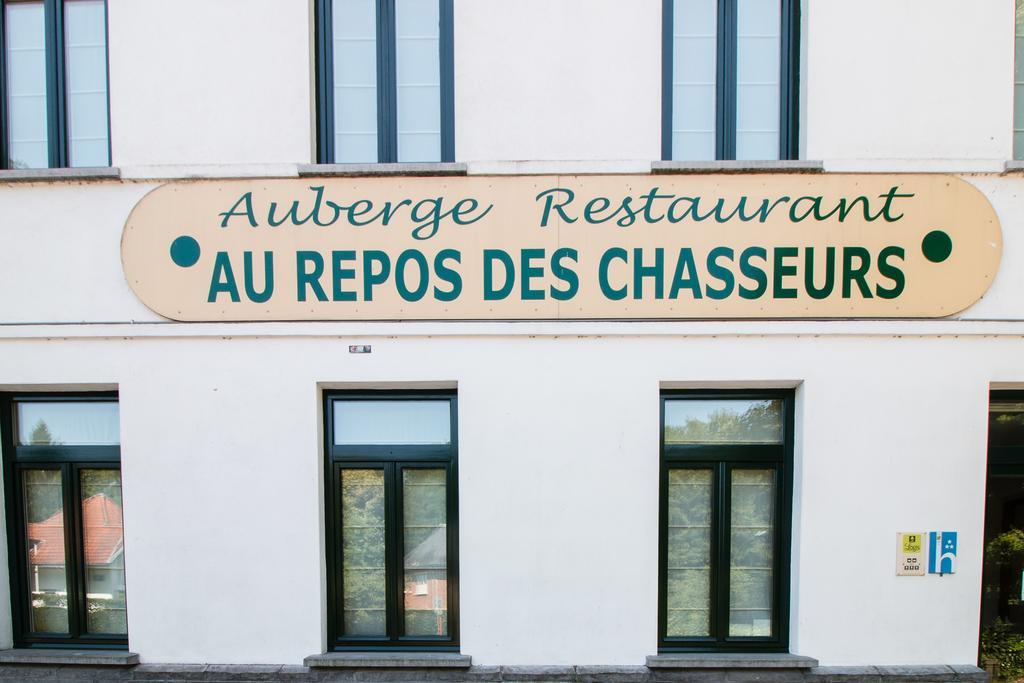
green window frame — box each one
[324,391,459,650]
[0,392,127,649]
[658,390,793,652]
[314,0,455,164]
[0,0,112,169]
[661,0,799,161]
[1014,1,1024,159]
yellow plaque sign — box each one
[897,532,926,576]
[120,174,1001,321]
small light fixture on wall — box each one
[348,345,372,354]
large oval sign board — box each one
[121,174,1001,321]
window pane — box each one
[17,401,120,446]
[403,468,447,636]
[64,0,109,167]
[1017,3,1024,159]
[81,469,125,635]
[396,0,440,162]
[333,0,378,163]
[991,402,1024,447]
[729,468,775,637]
[672,0,716,160]
[334,400,451,445]
[24,469,69,634]
[4,0,48,169]
[666,469,712,637]
[341,468,386,636]
[665,399,782,444]
[981,474,1024,639]
[736,0,781,160]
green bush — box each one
[981,619,1024,680]
[987,529,1024,566]
[86,598,127,635]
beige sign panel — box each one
[121,174,1001,321]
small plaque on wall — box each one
[897,532,926,576]
[928,531,957,575]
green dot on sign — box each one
[922,230,952,263]
[170,235,201,268]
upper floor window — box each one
[1,0,110,169]
[1015,1,1024,158]
[662,0,798,161]
[315,0,454,164]
[0,394,127,648]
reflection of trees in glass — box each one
[82,469,122,506]
[666,569,709,636]
[667,401,781,444]
[667,470,710,637]
[341,470,386,636]
[29,420,56,446]
[981,619,1024,680]
[991,404,1024,447]
[30,591,68,634]
[730,471,774,637]
[987,528,1024,567]
[25,470,63,523]
[340,468,451,638]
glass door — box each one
[981,395,1024,679]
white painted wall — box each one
[453,0,661,163]
[0,332,1015,666]
[0,182,155,324]
[107,0,314,173]
[804,1,1014,171]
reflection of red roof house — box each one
[27,494,123,567]
[404,527,447,614]
[405,527,446,570]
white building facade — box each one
[0,1,1019,681]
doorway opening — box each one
[981,392,1024,680]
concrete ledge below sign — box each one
[303,651,473,668]
[0,167,121,182]
[297,162,468,177]
[651,160,824,174]
[646,653,819,669]
[0,648,138,665]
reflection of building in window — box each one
[27,494,125,622]
[327,395,456,647]
[404,526,447,636]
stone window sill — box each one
[651,160,824,174]
[0,167,120,182]
[646,653,818,669]
[298,163,467,177]
[0,648,138,666]
[304,652,472,668]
